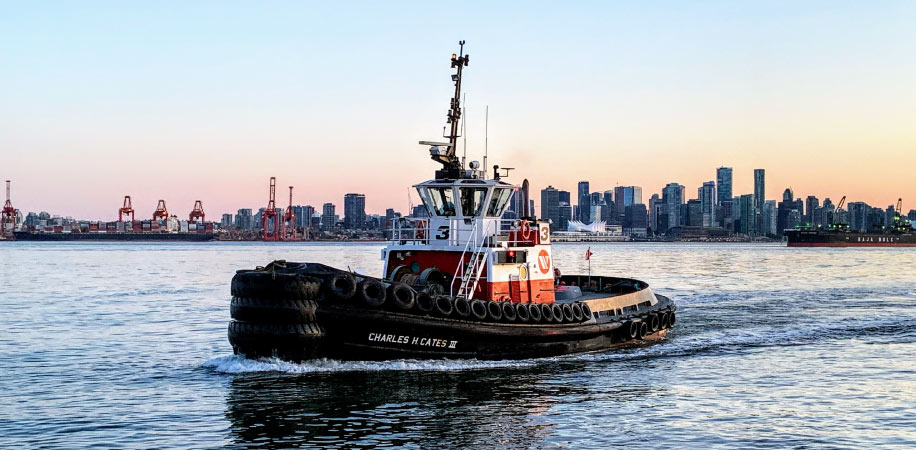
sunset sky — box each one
[2,2,915,219]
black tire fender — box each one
[229,297,317,323]
[358,279,387,308]
[528,303,542,322]
[470,300,488,320]
[539,303,554,323]
[435,296,454,317]
[454,297,471,318]
[415,292,435,314]
[487,301,503,321]
[515,303,530,323]
[571,303,584,322]
[501,302,517,322]
[388,282,415,311]
[580,303,592,321]
[637,321,648,339]
[551,304,564,323]
[325,273,357,301]
[561,303,574,322]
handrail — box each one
[388,217,540,247]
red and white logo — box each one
[537,249,551,274]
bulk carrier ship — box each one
[785,197,915,247]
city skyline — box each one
[3,2,916,218]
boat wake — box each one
[201,354,538,374]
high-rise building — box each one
[623,204,648,237]
[648,194,661,233]
[776,188,798,236]
[557,203,572,231]
[753,169,765,212]
[662,183,685,231]
[716,167,733,206]
[220,213,233,228]
[321,203,336,231]
[577,181,590,223]
[343,193,366,229]
[686,199,703,227]
[699,181,716,227]
[737,194,757,235]
[235,208,253,230]
[558,190,570,206]
[848,202,869,232]
[540,186,561,231]
[805,196,819,225]
[762,200,777,236]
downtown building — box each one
[344,193,366,230]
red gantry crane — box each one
[189,200,205,223]
[118,196,135,222]
[282,186,297,241]
[1,180,16,235]
[153,200,169,221]
[261,177,280,241]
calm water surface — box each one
[1,242,914,449]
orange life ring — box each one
[416,221,426,239]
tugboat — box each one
[227,42,676,361]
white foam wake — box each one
[201,354,538,374]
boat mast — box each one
[430,40,469,179]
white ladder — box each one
[452,221,488,299]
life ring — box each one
[416,221,426,239]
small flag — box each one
[585,247,592,260]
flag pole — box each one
[587,246,592,287]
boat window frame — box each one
[458,186,489,218]
[486,187,513,218]
[416,187,435,217]
[425,186,457,217]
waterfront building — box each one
[558,202,572,231]
[623,204,648,237]
[648,194,660,234]
[578,181,591,223]
[613,186,642,209]
[343,193,367,230]
[321,203,336,231]
[220,213,233,228]
[699,181,716,228]
[590,201,605,226]
[805,196,820,225]
[235,208,253,230]
[686,199,703,227]
[753,169,765,212]
[662,183,685,232]
[737,194,757,235]
[909,210,916,221]
[776,188,797,236]
[762,200,777,236]
[540,186,560,231]
[558,190,570,206]
[848,202,869,232]
[716,167,733,206]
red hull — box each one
[787,242,916,247]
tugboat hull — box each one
[227,262,676,361]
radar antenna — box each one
[427,40,469,179]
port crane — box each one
[153,200,169,221]
[830,196,849,231]
[189,200,205,223]
[282,186,297,241]
[1,180,16,235]
[118,196,135,222]
[261,177,280,241]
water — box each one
[1,242,914,449]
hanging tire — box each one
[325,273,357,301]
[416,292,435,314]
[637,321,648,339]
[539,303,554,323]
[229,297,317,323]
[388,283,415,311]
[528,303,542,322]
[228,320,325,357]
[551,304,564,323]
[581,303,592,321]
[668,311,676,326]
[454,297,471,319]
[231,271,321,300]
[625,321,639,340]
[470,300,488,320]
[647,314,660,332]
[501,302,517,322]
[561,304,574,323]
[435,296,453,317]
[659,312,670,329]
[515,303,530,323]
[358,279,387,308]
[487,301,503,321]
[571,303,584,322]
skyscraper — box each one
[716,167,733,206]
[540,186,560,231]
[805,196,820,225]
[321,202,336,231]
[662,183,685,231]
[753,169,765,212]
[344,193,366,229]
[648,193,660,233]
[577,181,590,223]
[738,194,757,235]
[762,200,777,236]
[699,181,716,227]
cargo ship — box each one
[785,198,915,247]
[226,41,676,361]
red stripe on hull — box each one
[787,242,916,247]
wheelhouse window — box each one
[459,187,488,217]
[426,186,456,216]
[416,187,434,216]
[486,187,513,217]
